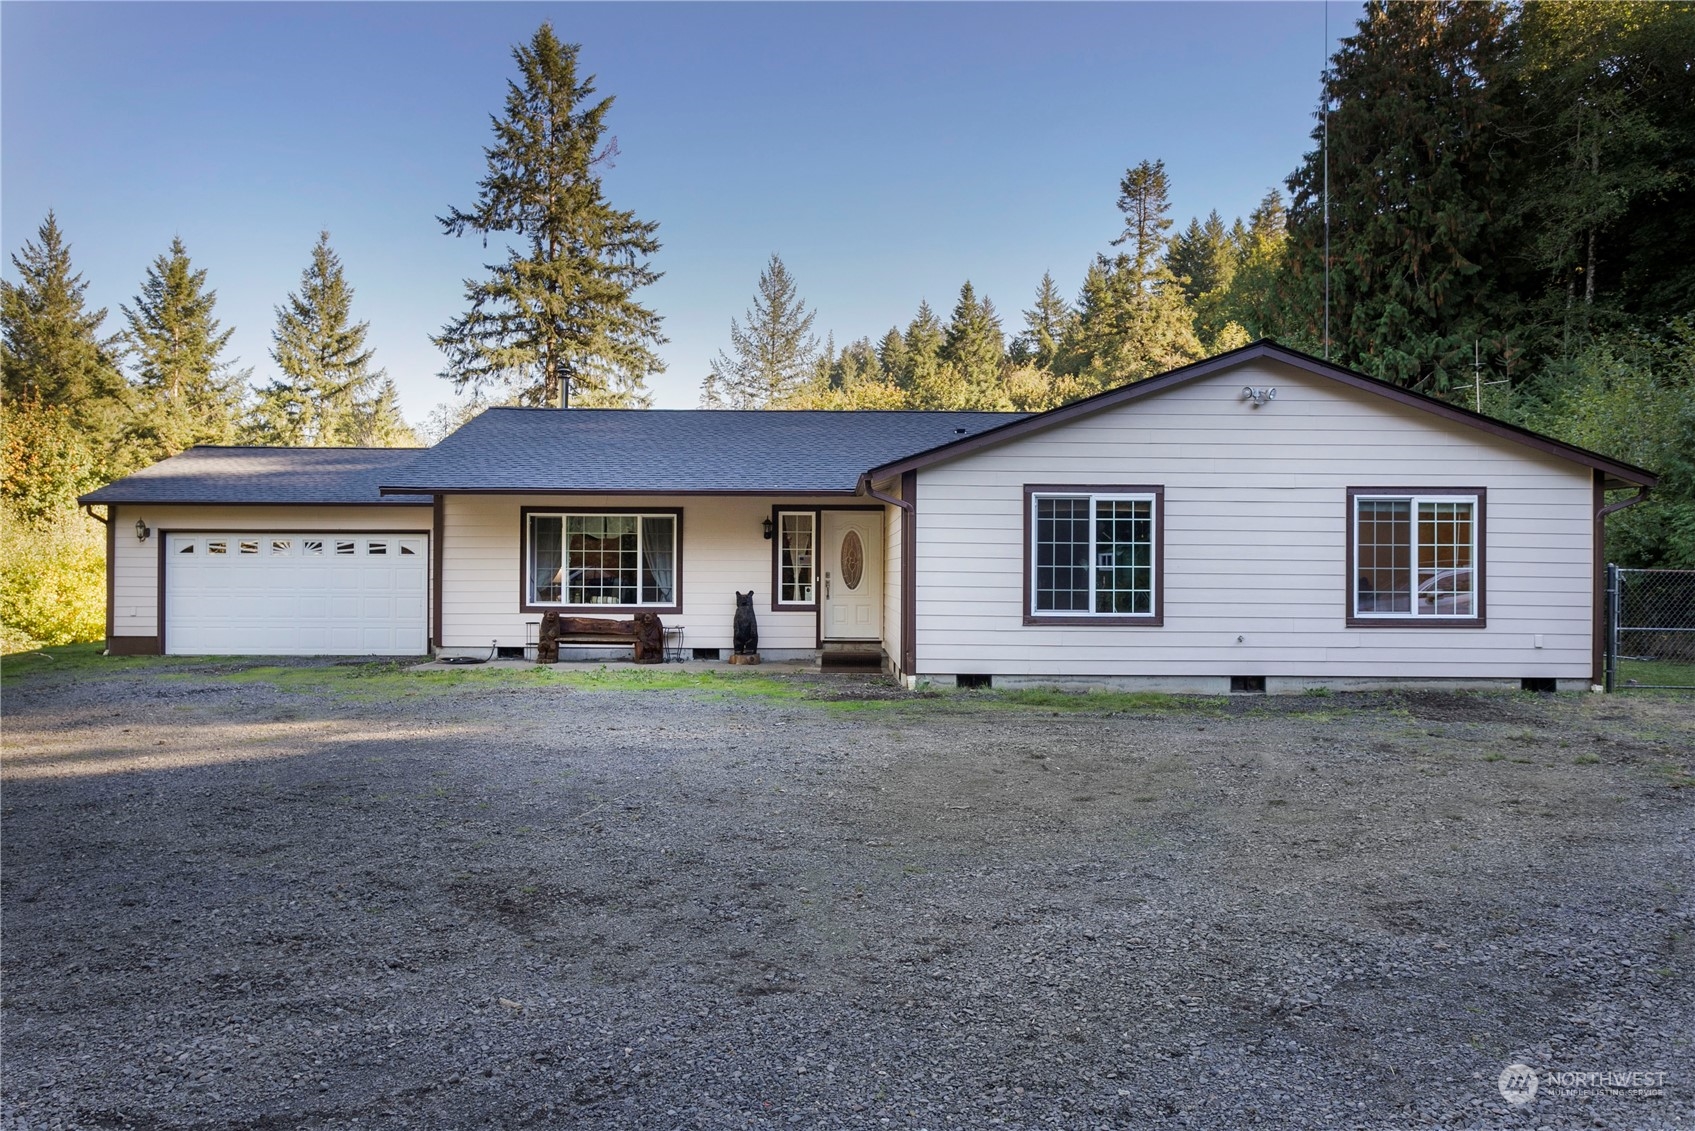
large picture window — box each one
[774,510,816,607]
[525,510,679,610]
[1349,489,1483,624]
[1025,486,1163,624]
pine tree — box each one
[941,282,1005,384]
[1282,0,1524,393]
[1011,271,1073,371]
[875,326,909,385]
[250,232,408,446]
[1112,160,1177,280]
[0,213,128,442]
[901,302,945,391]
[834,337,883,390]
[1217,190,1290,341]
[121,237,248,460]
[346,377,419,447]
[701,254,818,408]
[1167,211,1236,303]
[1515,1,1695,325]
[1061,161,1201,387]
[434,23,663,408]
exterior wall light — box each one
[135,518,151,542]
[1242,386,1277,407]
[762,516,774,540]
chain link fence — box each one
[1607,566,1695,691]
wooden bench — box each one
[536,612,665,664]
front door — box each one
[821,510,882,641]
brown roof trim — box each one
[863,340,1659,489]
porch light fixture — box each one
[761,516,774,540]
[135,518,151,542]
[1242,386,1277,407]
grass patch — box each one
[0,641,207,683]
[1573,753,1601,765]
[178,662,822,704]
[1614,658,1695,691]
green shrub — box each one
[1,503,105,647]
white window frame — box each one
[1027,487,1161,623]
[774,510,817,608]
[1350,491,1482,622]
[524,510,679,610]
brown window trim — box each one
[1022,484,1165,627]
[1345,486,1487,629]
[518,505,684,616]
[769,506,820,613]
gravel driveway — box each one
[2,658,1692,1130]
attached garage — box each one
[164,531,428,655]
[80,447,435,657]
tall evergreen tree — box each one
[1061,160,1201,387]
[434,23,663,408]
[1515,1,1695,325]
[121,237,248,460]
[875,326,909,385]
[0,213,127,440]
[1282,0,1525,393]
[1011,271,1073,371]
[250,232,408,446]
[900,301,945,392]
[700,253,819,408]
[940,282,1005,382]
[1167,210,1236,302]
[1112,160,1177,282]
[1217,190,1290,341]
[1168,210,1240,348]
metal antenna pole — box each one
[1323,0,1331,361]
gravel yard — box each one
[2,656,1692,1130]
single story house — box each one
[80,340,1656,691]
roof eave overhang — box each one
[75,494,431,507]
[861,340,1659,489]
[377,486,863,497]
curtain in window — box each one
[641,516,675,604]
[530,515,563,603]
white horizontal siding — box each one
[109,504,431,641]
[440,494,853,652]
[913,358,1597,680]
[879,483,906,675]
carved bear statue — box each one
[536,610,561,664]
[632,610,665,664]
[732,591,759,655]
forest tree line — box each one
[704,1,1694,569]
[3,3,1692,646]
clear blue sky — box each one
[2,2,1358,424]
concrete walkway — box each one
[408,656,820,674]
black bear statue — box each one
[732,591,759,656]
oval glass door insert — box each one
[840,530,864,590]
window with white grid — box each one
[1030,491,1159,619]
[776,511,816,606]
[1352,492,1479,620]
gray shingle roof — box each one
[378,408,1030,494]
[78,447,432,506]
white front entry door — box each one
[820,510,882,641]
[164,532,429,655]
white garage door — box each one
[164,532,428,656]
